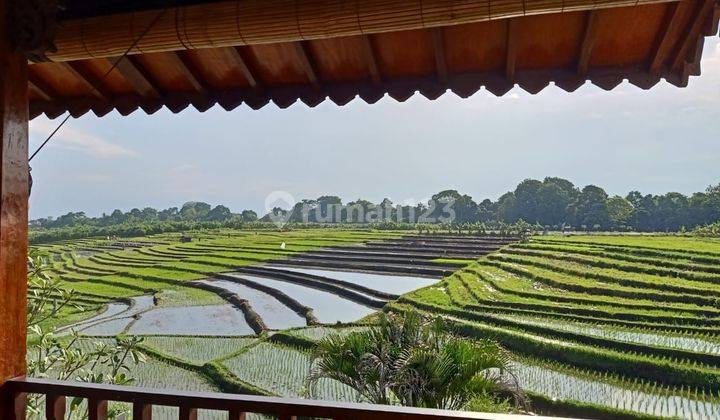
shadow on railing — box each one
[1,377,551,420]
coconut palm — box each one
[307,312,523,411]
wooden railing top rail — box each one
[2,377,566,420]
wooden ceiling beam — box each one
[361,36,381,85]
[671,0,715,71]
[62,62,109,101]
[577,11,600,77]
[167,52,208,94]
[28,73,56,102]
[227,47,260,90]
[114,57,161,98]
[505,19,520,82]
[649,1,692,75]
[431,28,448,84]
[296,42,320,88]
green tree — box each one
[241,209,258,222]
[307,311,522,411]
[569,185,611,230]
[607,196,634,230]
[180,201,211,220]
[536,177,577,227]
[206,205,232,221]
[512,179,543,223]
[655,192,689,231]
[496,192,518,223]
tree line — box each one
[31,201,259,229]
[30,177,720,234]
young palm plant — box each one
[307,311,524,411]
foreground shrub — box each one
[307,311,525,411]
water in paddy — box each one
[58,302,129,333]
[265,265,437,295]
[227,273,376,323]
[73,249,97,258]
[512,361,720,419]
[60,295,157,335]
[129,304,255,335]
[81,317,134,335]
[197,280,306,329]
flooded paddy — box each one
[63,295,157,336]
[128,304,255,336]
[58,301,130,333]
[198,279,306,329]
[81,317,134,336]
[264,265,438,295]
[225,273,376,323]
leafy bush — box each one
[26,252,144,418]
[307,311,525,411]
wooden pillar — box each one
[0,0,30,400]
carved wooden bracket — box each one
[8,0,63,62]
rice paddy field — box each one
[31,230,720,419]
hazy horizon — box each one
[28,39,720,220]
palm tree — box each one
[306,312,524,411]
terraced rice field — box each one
[396,235,720,419]
[32,230,720,418]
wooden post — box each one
[45,394,66,420]
[88,398,108,420]
[0,0,30,416]
[133,403,153,420]
[228,408,247,420]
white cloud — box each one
[29,118,136,158]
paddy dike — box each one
[271,234,521,276]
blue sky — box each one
[28,38,720,220]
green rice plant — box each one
[465,263,720,319]
[505,247,720,285]
[142,336,256,364]
[513,359,720,419]
[488,253,720,300]
[392,300,720,392]
[288,326,371,341]
[486,257,719,308]
[492,314,720,356]
[459,265,716,327]
[222,343,356,401]
[514,242,720,275]
[534,236,720,256]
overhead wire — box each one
[29,8,169,162]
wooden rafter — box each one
[227,47,260,90]
[431,28,448,84]
[114,57,161,98]
[28,73,55,102]
[167,52,207,94]
[649,1,692,75]
[361,36,381,85]
[671,0,715,71]
[295,42,320,88]
[62,62,108,101]
[577,11,600,77]
[505,19,520,82]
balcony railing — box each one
[1,377,543,420]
